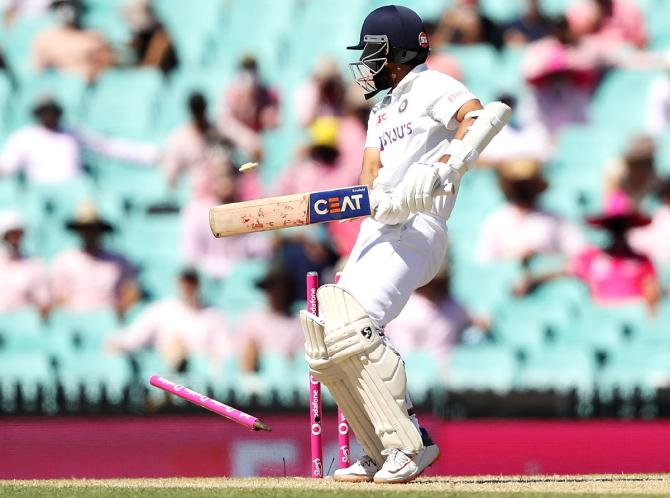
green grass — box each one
[2,475,670,497]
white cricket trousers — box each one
[338,213,448,329]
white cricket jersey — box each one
[365,63,477,220]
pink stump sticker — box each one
[306,271,322,478]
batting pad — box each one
[302,285,423,462]
[301,310,385,464]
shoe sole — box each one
[373,447,441,485]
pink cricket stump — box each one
[334,271,351,468]
[306,271,323,478]
[149,375,271,432]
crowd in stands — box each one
[2,0,670,404]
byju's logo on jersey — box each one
[378,122,413,151]
[308,186,371,223]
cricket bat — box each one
[209,185,372,237]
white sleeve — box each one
[646,77,670,136]
[364,107,381,149]
[0,131,27,175]
[427,79,477,130]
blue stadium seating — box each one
[444,344,517,393]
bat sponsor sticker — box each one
[309,186,371,223]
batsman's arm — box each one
[437,99,483,164]
[359,147,383,190]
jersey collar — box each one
[394,63,428,95]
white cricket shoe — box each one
[333,455,380,483]
[373,445,440,484]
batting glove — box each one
[400,162,441,213]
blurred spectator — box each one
[0,96,159,185]
[476,159,586,262]
[630,178,670,266]
[604,135,658,207]
[217,55,280,161]
[2,0,50,25]
[275,117,359,195]
[503,0,553,46]
[385,266,483,361]
[516,198,660,312]
[424,19,462,80]
[325,86,371,257]
[108,269,229,371]
[181,163,269,280]
[295,58,345,127]
[0,210,50,315]
[567,0,647,51]
[646,69,670,136]
[479,94,553,166]
[519,18,598,137]
[274,228,339,302]
[433,0,504,49]
[239,264,303,373]
[122,0,178,74]
[32,0,116,82]
[162,92,238,197]
[51,201,140,316]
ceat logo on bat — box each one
[309,186,372,223]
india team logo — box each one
[418,31,429,48]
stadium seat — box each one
[597,345,670,399]
[8,71,88,131]
[404,351,439,405]
[494,296,572,352]
[517,345,596,393]
[57,351,132,406]
[480,0,526,23]
[48,309,120,352]
[0,352,54,412]
[83,68,163,139]
[212,261,268,319]
[443,344,517,393]
[443,44,498,103]
[153,0,223,65]
[590,69,664,134]
[80,0,131,49]
[2,15,55,82]
[0,310,44,353]
[157,66,233,136]
[258,352,294,405]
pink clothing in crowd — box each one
[237,309,303,358]
[426,53,463,81]
[217,74,279,156]
[0,252,50,312]
[569,247,656,305]
[50,249,135,311]
[32,27,115,81]
[274,157,360,197]
[476,204,586,262]
[567,0,647,49]
[181,197,269,279]
[385,294,471,360]
[161,124,212,197]
[520,38,596,136]
[294,80,343,127]
[629,206,670,265]
[114,298,229,361]
[0,125,159,184]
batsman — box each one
[300,5,509,484]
